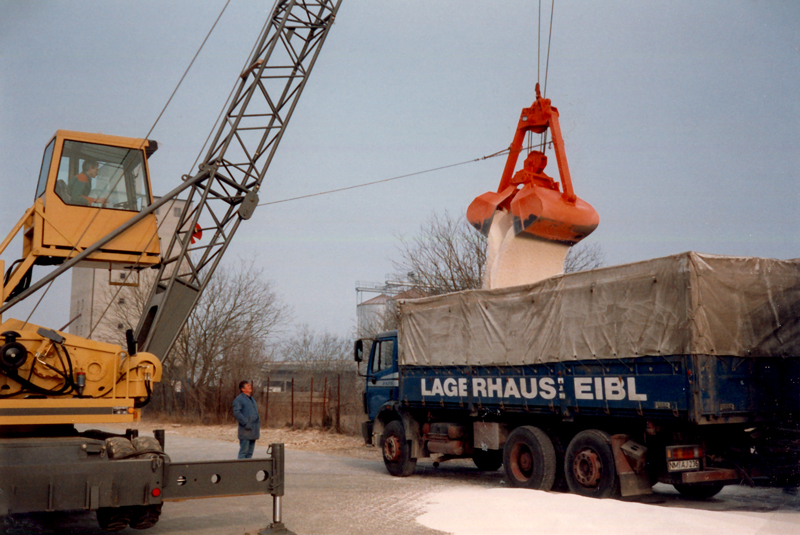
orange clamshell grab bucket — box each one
[467,84,598,246]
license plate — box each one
[668,459,700,472]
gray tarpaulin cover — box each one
[398,252,800,366]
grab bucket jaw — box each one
[466,186,516,236]
[510,185,599,245]
[467,84,598,246]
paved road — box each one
[2,432,798,535]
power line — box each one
[257,141,552,207]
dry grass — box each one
[99,416,380,461]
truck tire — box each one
[564,429,619,498]
[673,482,725,500]
[503,426,557,490]
[129,437,164,529]
[381,420,416,477]
[473,449,503,471]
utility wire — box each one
[257,141,552,207]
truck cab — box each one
[354,330,399,438]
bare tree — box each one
[278,324,352,375]
[357,304,400,340]
[391,211,604,293]
[100,256,290,417]
[563,242,605,273]
[392,211,486,295]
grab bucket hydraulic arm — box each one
[467,84,598,245]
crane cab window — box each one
[55,140,150,211]
[371,339,395,374]
[35,139,56,199]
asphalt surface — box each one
[2,432,799,535]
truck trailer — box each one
[355,251,800,499]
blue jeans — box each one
[238,439,256,459]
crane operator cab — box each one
[2,130,162,304]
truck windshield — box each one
[371,339,395,373]
[55,140,150,211]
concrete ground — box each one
[2,430,798,535]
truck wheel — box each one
[129,437,164,529]
[473,449,503,471]
[673,482,725,500]
[564,429,619,498]
[503,426,556,490]
[381,420,416,477]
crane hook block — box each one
[467,86,599,245]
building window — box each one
[118,298,125,305]
[173,207,181,217]
[119,273,126,280]
[117,323,124,329]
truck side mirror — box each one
[354,339,364,363]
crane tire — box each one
[129,436,164,529]
[97,507,132,532]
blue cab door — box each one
[365,336,398,420]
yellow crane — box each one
[0,1,341,532]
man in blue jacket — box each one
[232,380,260,459]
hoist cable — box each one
[541,0,556,152]
[543,0,555,99]
[22,2,232,331]
[90,0,282,340]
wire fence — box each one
[146,372,364,435]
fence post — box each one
[336,374,341,434]
[265,375,270,428]
[290,378,294,428]
[217,376,223,423]
[309,377,314,427]
[323,376,328,427]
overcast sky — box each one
[1,0,798,338]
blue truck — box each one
[355,252,800,498]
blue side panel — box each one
[690,356,796,421]
[397,355,800,423]
[400,356,691,419]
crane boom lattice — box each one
[136,0,342,359]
